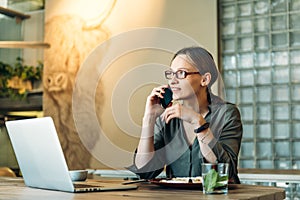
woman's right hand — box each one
[144,85,169,117]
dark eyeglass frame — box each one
[164,70,200,80]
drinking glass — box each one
[201,163,229,194]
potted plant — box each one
[0,57,43,100]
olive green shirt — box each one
[129,95,243,184]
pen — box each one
[122,179,148,185]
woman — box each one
[129,46,243,183]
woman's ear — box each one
[201,73,211,86]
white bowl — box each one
[69,170,88,181]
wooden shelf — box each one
[0,7,48,49]
[0,6,30,20]
[0,41,50,49]
[0,91,43,112]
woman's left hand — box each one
[163,103,202,125]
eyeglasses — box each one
[164,70,200,80]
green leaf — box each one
[204,169,218,192]
[218,174,228,182]
[204,169,229,192]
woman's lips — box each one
[171,87,180,92]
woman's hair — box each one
[171,46,219,88]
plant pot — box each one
[6,76,32,91]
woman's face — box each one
[168,55,205,101]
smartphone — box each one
[160,87,173,109]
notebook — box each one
[5,116,138,193]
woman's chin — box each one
[172,95,179,100]
[172,96,182,102]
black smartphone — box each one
[160,87,173,109]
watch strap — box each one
[194,122,210,133]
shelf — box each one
[0,91,43,112]
[0,6,30,20]
[238,168,300,184]
[0,41,50,49]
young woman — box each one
[129,46,243,183]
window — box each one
[219,0,300,170]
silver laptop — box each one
[5,116,137,193]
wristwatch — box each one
[194,122,210,133]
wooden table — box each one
[0,177,285,200]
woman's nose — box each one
[169,75,179,84]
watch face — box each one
[203,123,210,129]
